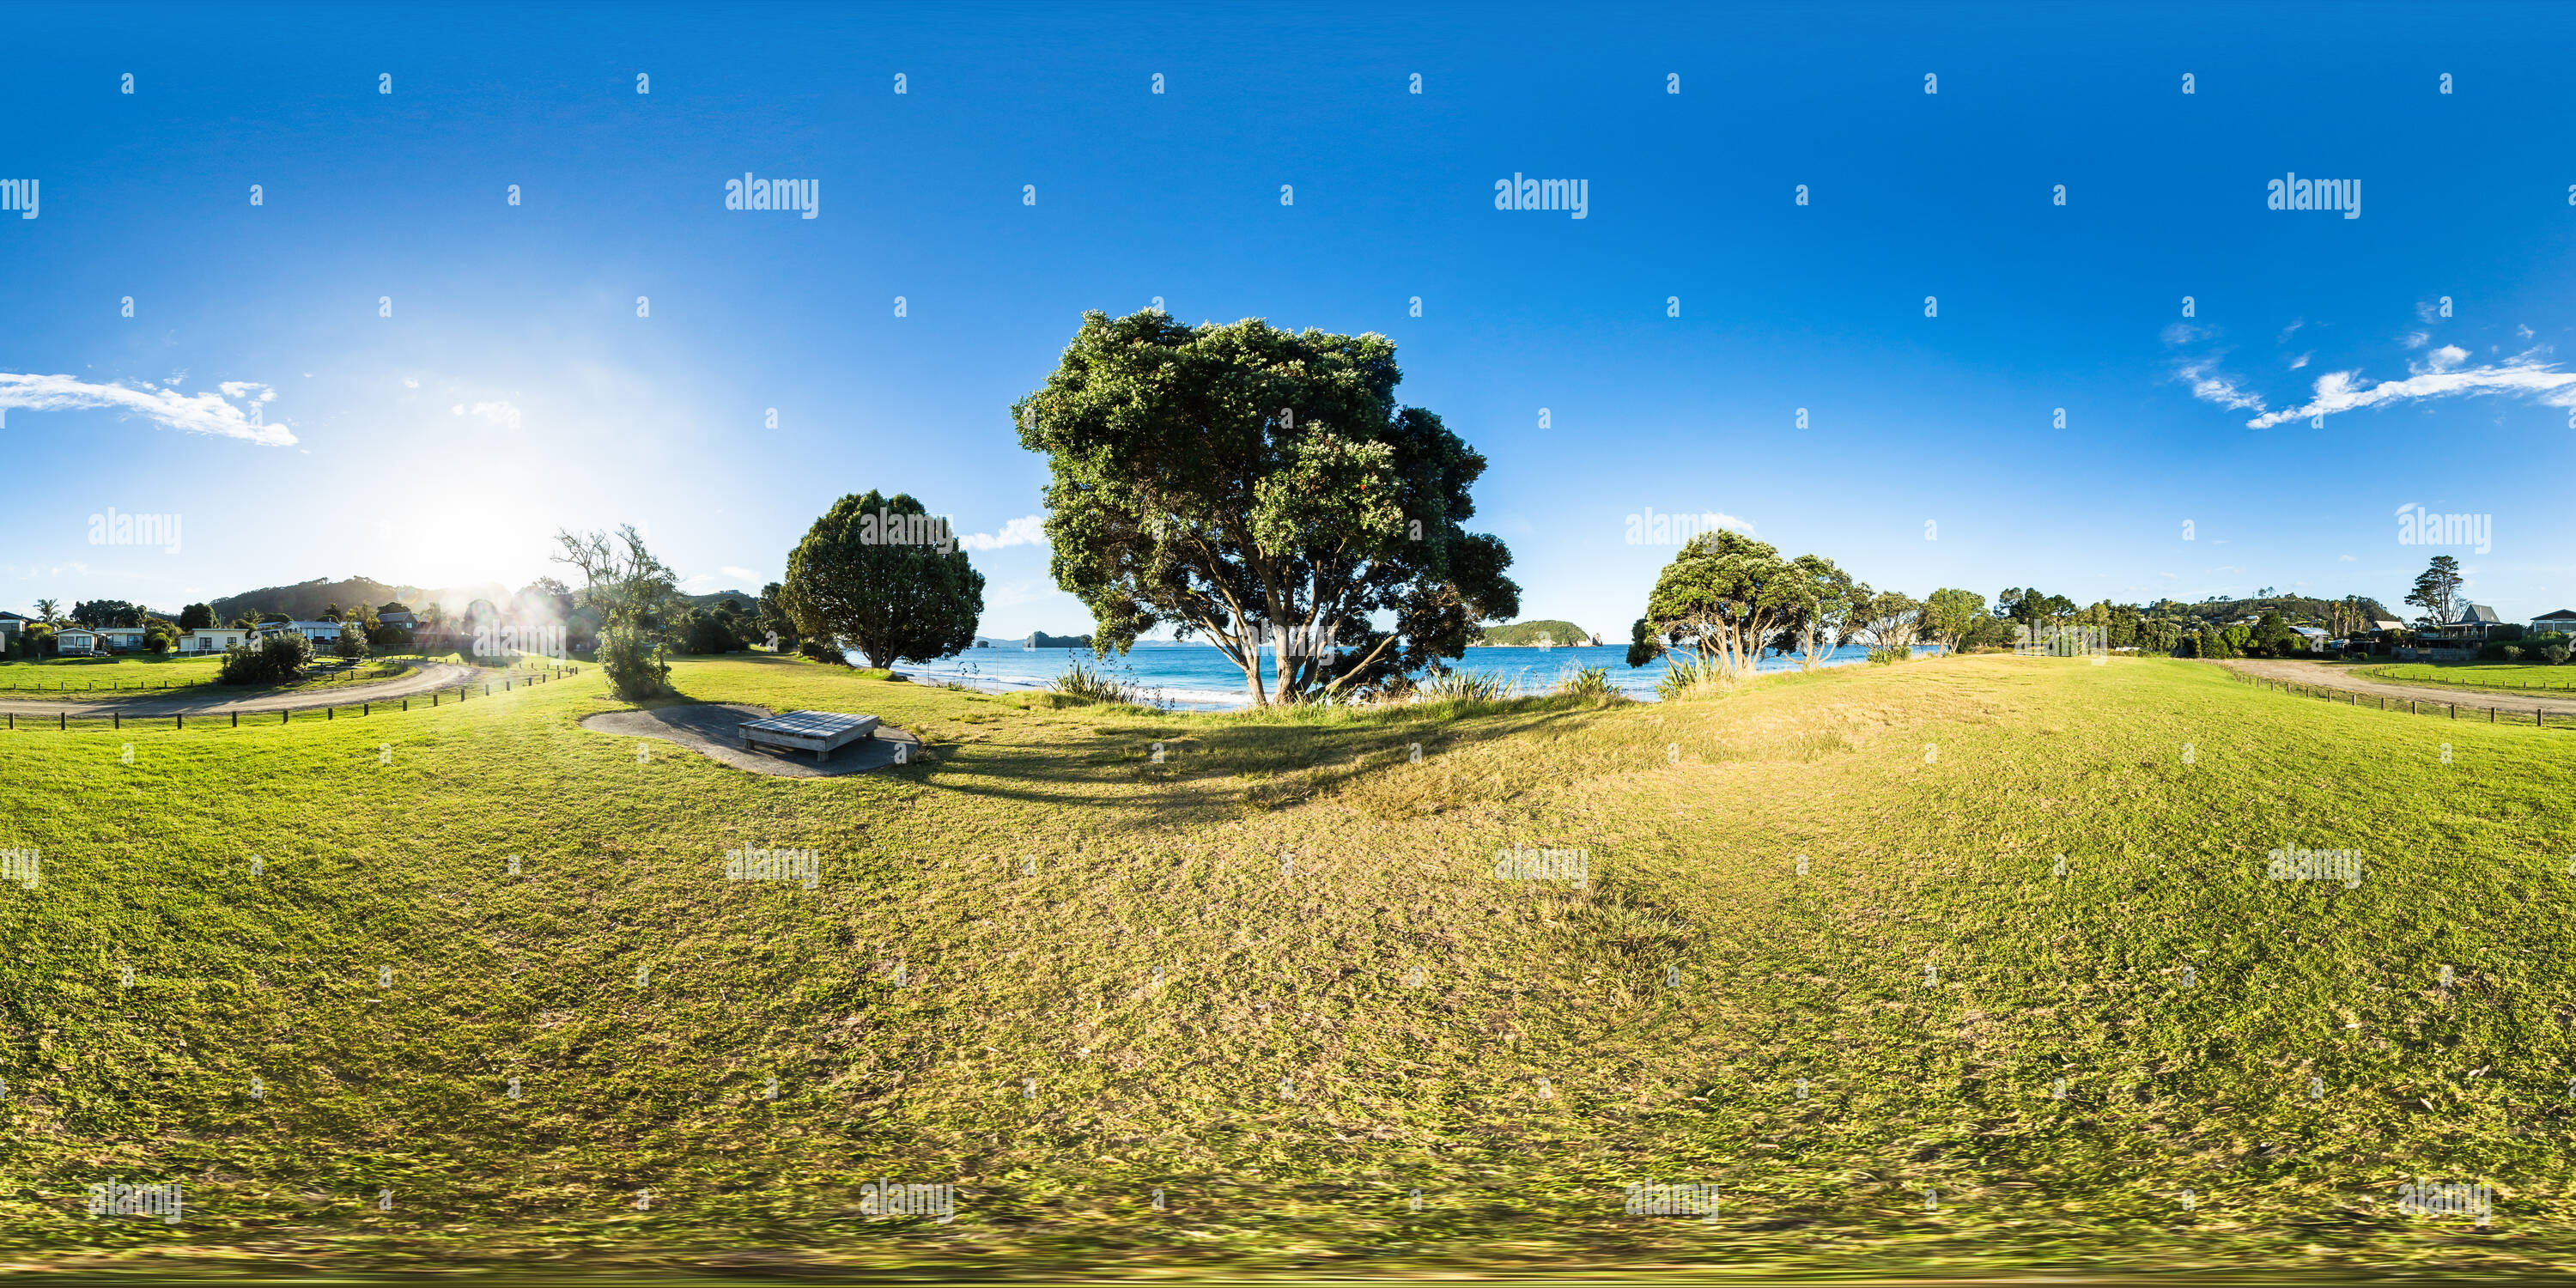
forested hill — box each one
[1477,619,1595,646]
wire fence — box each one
[2358,665,2576,696]
[2228,669,2576,730]
[0,653,542,696]
[0,664,582,732]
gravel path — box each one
[2214,657,2576,722]
[0,662,510,718]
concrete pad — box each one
[579,702,922,778]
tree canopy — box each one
[1016,311,1517,706]
[781,490,984,670]
[1625,530,1795,682]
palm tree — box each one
[33,598,59,625]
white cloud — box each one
[2277,318,2305,343]
[2245,359,2576,428]
[959,514,1049,551]
[2413,344,2470,374]
[2288,351,2312,369]
[2176,357,2267,413]
[719,566,762,584]
[404,376,420,388]
[2157,572,2178,580]
[2516,324,2536,340]
[2338,554,2355,562]
[0,373,295,446]
[2402,331,2430,349]
[450,400,524,429]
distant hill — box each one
[207,577,762,623]
[207,576,478,623]
[1478,619,1595,647]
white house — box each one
[54,629,102,656]
[260,620,344,646]
[0,611,26,643]
[2530,609,2576,635]
[182,628,252,654]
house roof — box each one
[2462,604,2503,624]
[2534,609,2576,621]
[2372,619,2404,629]
[2290,626,2328,636]
[0,611,27,621]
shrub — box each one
[596,623,670,699]
[2500,645,2525,662]
[1424,666,1518,703]
[218,631,311,685]
[1867,646,1908,665]
[2541,643,2572,665]
[797,639,848,665]
[1655,653,1728,701]
[1552,664,1626,702]
[1049,657,1142,705]
[143,626,175,654]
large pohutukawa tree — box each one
[1017,311,1519,707]
[782,490,985,669]
[1625,529,1796,682]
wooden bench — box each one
[738,710,880,762]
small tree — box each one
[1921,588,1985,655]
[1855,589,1924,660]
[1625,530,1795,683]
[1778,554,1861,671]
[554,525,683,699]
[177,603,216,631]
[336,621,371,663]
[220,630,311,684]
[2407,555,2464,629]
[783,491,984,670]
[33,598,60,627]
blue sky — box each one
[5,2,2575,635]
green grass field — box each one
[0,655,228,692]
[2366,661,2576,696]
[3,653,2570,1279]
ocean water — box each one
[875,641,1933,711]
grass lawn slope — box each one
[0,653,2569,1278]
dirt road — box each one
[2214,657,2576,722]
[0,662,502,718]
